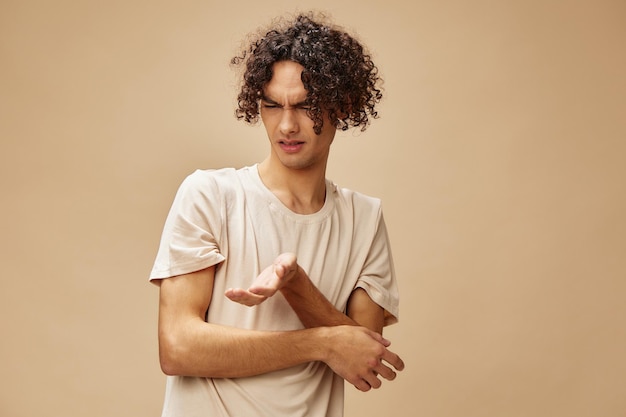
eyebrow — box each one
[260,95,310,108]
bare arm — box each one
[157,265,400,390]
[346,287,385,334]
[224,253,404,390]
[281,270,399,390]
[225,253,386,332]
[158,266,322,377]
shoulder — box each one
[178,166,249,196]
[330,181,383,219]
[331,181,382,209]
[182,167,238,188]
[176,166,266,211]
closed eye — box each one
[261,95,311,111]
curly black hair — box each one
[231,12,383,134]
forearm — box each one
[280,267,385,334]
[157,265,400,386]
[159,316,402,391]
[280,266,357,329]
[158,267,329,379]
[228,254,382,331]
[159,317,328,378]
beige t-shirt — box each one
[150,165,399,417]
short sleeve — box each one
[355,210,399,326]
[149,171,226,281]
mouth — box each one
[278,140,305,153]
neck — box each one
[257,158,327,214]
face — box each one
[260,60,336,172]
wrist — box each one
[307,326,334,363]
[280,264,306,295]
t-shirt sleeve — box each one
[149,171,226,281]
[355,210,399,326]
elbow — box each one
[159,353,179,376]
[158,332,188,376]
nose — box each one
[279,108,299,135]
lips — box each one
[278,140,305,153]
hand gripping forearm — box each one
[224,253,404,390]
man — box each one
[150,12,404,417]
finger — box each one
[274,254,298,281]
[352,378,372,392]
[224,287,248,299]
[276,252,297,266]
[224,288,267,306]
[248,285,278,297]
[362,373,382,389]
[374,362,397,381]
[274,262,286,278]
[381,349,405,371]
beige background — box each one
[1,0,625,416]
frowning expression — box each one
[260,60,336,171]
